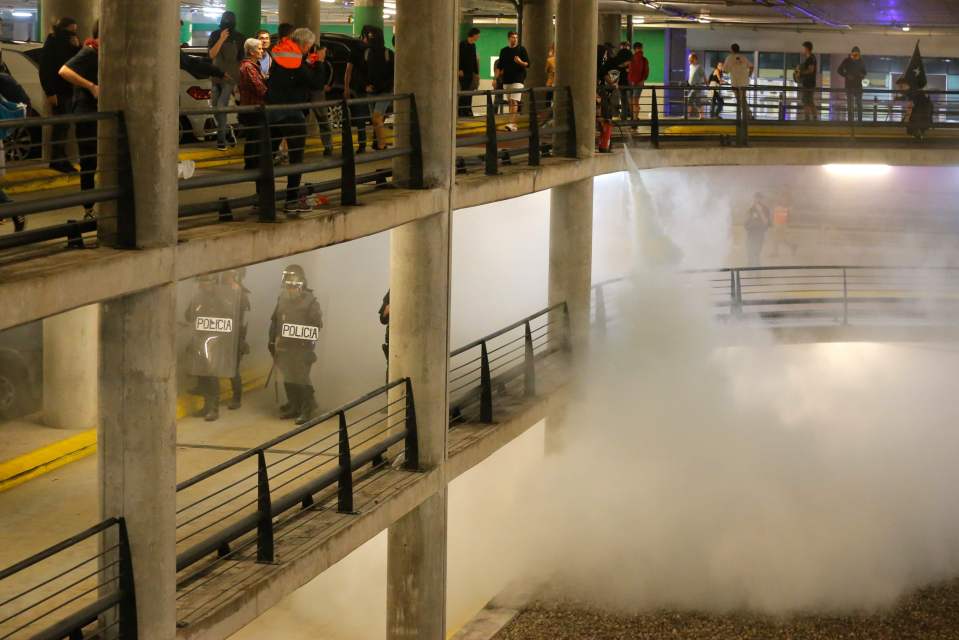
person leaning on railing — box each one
[58,20,99,220]
[238,37,268,205]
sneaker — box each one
[50,161,78,174]
[216,144,228,152]
[295,197,313,213]
[283,203,301,218]
[503,123,518,132]
[177,160,196,180]
[83,207,96,220]
[323,148,333,157]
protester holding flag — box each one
[896,41,932,140]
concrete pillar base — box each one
[42,304,99,430]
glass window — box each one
[759,52,786,84]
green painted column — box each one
[226,0,262,37]
[180,19,193,45]
[353,0,384,35]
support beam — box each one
[354,0,384,36]
[598,12,621,46]
[387,1,457,638]
[42,305,98,430]
[39,0,98,40]
[521,0,555,89]
[278,0,322,34]
[549,178,593,349]
[555,0,598,158]
[226,0,262,37]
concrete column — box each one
[99,285,177,639]
[387,2,457,638]
[99,0,179,249]
[226,0,262,37]
[521,0,555,89]
[353,0,384,36]
[39,0,98,40]
[278,0,322,34]
[555,0,598,159]
[549,178,594,349]
[42,305,99,430]
[598,12,621,45]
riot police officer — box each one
[185,273,243,421]
[221,268,251,410]
[269,264,324,424]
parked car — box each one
[0,321,42,420]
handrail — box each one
[450,302,567,356]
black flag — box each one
[903,40,927,90]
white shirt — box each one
[723,53,752,87]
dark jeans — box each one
[619,86,632,120]
[197,376,219,408]
[312,105,333,152]
[846,88,863,122]
[269,111,307,203]
[50,95,73,164]
[238,111,263,198]
[711,91,724,118]
[458,77,474,117]
[74,117,97,209]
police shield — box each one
[187,277,242,379]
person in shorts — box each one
[796,41,818,121]
[495,31,529,131]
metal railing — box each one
[455,86,575,176]
[0,518,136,640]
[178,93,422,223]
[448,303,570,425]
[689,265,959,324]
[0,111,133,251]
[174,377,418,581]
[614,83,959,148]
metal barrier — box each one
[448,303,570,425]
[174,377,418,579]
[0,518,136,640]
[616,83,959,148]
[455,86,575,176]
[0,111,133,251]
[688,265,959,323]
[177,94,422,223]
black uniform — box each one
[269,270,323,423]
[222,270,251,409]
[185,277,243,421]
[39,27,80,169]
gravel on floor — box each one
[493,578,959,640]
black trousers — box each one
[49,95,73,164]
[270,112,307,203]
[74,117,97,209]
[711,91,724,118]
[846,89,863,122]
[197,376,219,407]
[458,77,474,117]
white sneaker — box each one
[177,160,196,180]
[503,123,518,132]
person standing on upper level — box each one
[687,53,706,119]
[39,17,80,174]
[237,37,268,202]
[628,42,649,120]
[708,60,725,118]
[58,21,99,220]
[496,31,529,132]
[837,46,867,123]
[458,28,481,117]
[724,43,754,118]
[208,11,245,151]
[796,41,818,121]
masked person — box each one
[185,273,243,421]
[221,268,251,410]
[269,265,324,424]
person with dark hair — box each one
[307,43,335,156]
[208,11,245,151]
[796,40,817,121]
[58,20,99,220]
[344,25,378,153]
[724,42,753,118]
[378,290,390,382]
[627,42,649,119]
[458,27,481,117]
[359,25,394,150]
[256,29,273,78]
[708,60,725,118]
[609,41,633,119]
[39,16,80,174]
[837,46,866,122]
[495,30,529,131]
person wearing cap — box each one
[838,46,867,122]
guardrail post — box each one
[341,99,358,206]
[683,87,689,120]
[217,197,233,222]
[523,321,536,397]
[115,113,136,248]
[650,87,660,149]
[255,451,275,563]
[779,91,786,121]
[740,89,750,146]
[479,341,493,423]
[873,96,878,122]
[407,94,425,188]
[564,86,577,157]
[403,378,419,470]
[116,518,138,640]
[842,268,849,325]
[484,92,499,176]
[337,411,355,513]
[256,105,277,222]
[528,89,541,167]
[733,269,743,316]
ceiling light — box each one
[823,164,891,178]
[902,24,911,31]
[11,10,33,17]
[202,8,224,19]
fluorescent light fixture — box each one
[635,16,646,24]
[320,0,336,3]
[902,24,911,31]
[203,8,224,19]
[823,164,891,177]
[11,10,33,17]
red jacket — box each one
[628,53,649,85]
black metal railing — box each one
[613,83,959,148]
[0,518,136,640]
[174,378,418,582]
[688,265,959,324]
[455,86,575,176]
[177,94,422,224]
[0,111,133,252]
[448,303,570,425]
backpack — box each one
[0,98,26,140]
[364,46,395,94]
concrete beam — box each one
[521,0,555,89]
[277,0,322,35]
[555,0,598,158]
[549,178,593,347]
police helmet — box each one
[282,264,307,290]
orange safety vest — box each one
[271,38,303,70]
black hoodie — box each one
[40,29,81,99]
